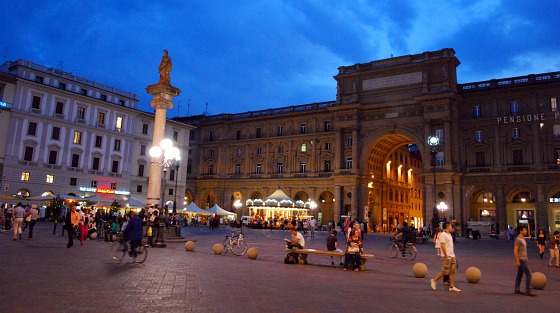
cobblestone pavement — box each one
[1,222,559,313]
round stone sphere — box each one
[212,243,224,255]
[89,232,97,240]
[531,272,547,290]
[465,267,481,283]
[247,247,258,259]
[184,241,196,252]
[412,262,428,278]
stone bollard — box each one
[412,262,428,278]
[465,267,481,283]
[184,241,196,252]
[212,243,224,255]
[530,272,547,290]
[247,247,258,259]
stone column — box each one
[146,84,181,208]
[351,185,359,220]
[334,185,342,224]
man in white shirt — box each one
[12,203,26,240]
[309,217,317,238]
[430,222,460,292]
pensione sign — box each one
[497,112,559,124]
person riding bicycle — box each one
[122,211,143,257]
[396,222,412,251]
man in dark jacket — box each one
[123,211,143,257]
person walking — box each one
[12,202,25,240]
[536,229,546,259]
[514,224,536,296]
[309,217,317,238]
[430,222,460,292]
[27,204,39,240]
[549,231,559,268]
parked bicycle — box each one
[386,235,417,261]
[110,235,148,263]
[222,230,248,256]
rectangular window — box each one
[256,127,261,138]
[236,130,241,140]
[300,162,306,173]
[119,100,125,106]
[110,182,117,190]
[300,123,306,134]
[277,126,283,136]
[100,94,107,101]
[436,152,444,166]
[138,164,145,177]
[46,175,54,184]
[71,154,80,168]
[552,97,558,112]
[235,164,241,175]
[475,131,483,143]
[347,137,353,147]
[48,150,57,165]
[256,147,262,155]
[142,123,148,135]
[473,106,481,118]
[73,131,82,144]
[256,164,262,174]
[513,149,523,165]
[510,101,519,114]
[114,139,121,152]
[278,146,283,154]
[136,185,143,193]
[70,177,77,186]
[77,107,86,120]
[24,147,34,161]
[475,152,485,167]
[170,169,176,181]
[97,112,105,126]
[324,160,331,172]
[301,144,307,152]
[95,136,102,148]
[31,96,41,109]
[51,127,60,140]
[80,88,87,96]
[556,149,560,164]
[168,188,174,196]
[27,122,37,136]
[116,116,123,132]
[21,172,30,181]
[346,157,353,169]
[111,160,119,173]
[435,129,444,140]
[92,157,100,170]
[324,121,331,132]
[58,82,66,90]
[140,144,146,156]
[91,180,97,188]
[173,131,178,141]
[208,165,213,175]
[325,142,331,151]
[55,101,64,115]
[277,162,283,174]
[35,76,43,83]
[513,128,521,140]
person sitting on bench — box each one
[285,228,305,249]
[326,229,344,266]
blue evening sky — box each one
[1,0,559,116]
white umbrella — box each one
[26,194,57,201]
[121,197,145,208]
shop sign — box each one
[79,187,130,195]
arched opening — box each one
[547,189,560,232]
[469,190,496,222]
[318,191,335,226]
[507,189,536,234]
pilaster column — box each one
[352,128,359,174]
[351,185,359,220]
[334,185,342,224]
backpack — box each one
[284,253,297,264]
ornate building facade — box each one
[179,48,560,234]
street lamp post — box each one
[437,201,448,221]
[149,138,181,248]
[428,136,440,229]
[173,160,180,214]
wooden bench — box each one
[286,248,374,271]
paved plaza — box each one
[1,222,559,313]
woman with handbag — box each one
[344,228,363,272]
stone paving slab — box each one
[0,223,559,313]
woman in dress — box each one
[434,227,442,256]
[536,229,546,259]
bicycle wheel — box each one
[405,246,417,261]
[222,238,231,254]
[133,244,148,263]
[110,241,126,261]
[386,243,398,259]
[231,240,248,256]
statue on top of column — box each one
[158,49,172,85]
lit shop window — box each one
[46,175,54,184]
[21,172,30,181]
